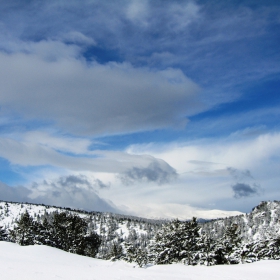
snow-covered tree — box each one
[198,234,217,266]
[9,211,35,245]
[149,218,200,265]
[215,223,242,264]
[0,225,8,241]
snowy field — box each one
[0,242,279,280]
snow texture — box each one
[0,242,279,280]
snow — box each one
[0,242,279,280]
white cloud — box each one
[22,131,92,155]
[61,31,96,46]
[128,132,280,172]
[0,132,177,186]
[125,132,280,212]
[27,174,116,212]
[126,0,149,25]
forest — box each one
[0,200,279,267]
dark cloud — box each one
[95,178,110,189]
[119,161,177,185]
[228,167,254,181]
[0,52,200,136]
[232,183,260,199]
[0,181,31,202]
[57,175,110,189]
[58,175,91,188]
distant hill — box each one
[201,201,280,242]
[1,200,280,264]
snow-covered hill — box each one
[0,241,279,280]
[1,200,280,262]
[0,200,163,258]
[202,201,280,242]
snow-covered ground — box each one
[0,242,279,280]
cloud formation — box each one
[0,134,178,182]
[0,1,279,219]
[27,174,116,212]
[0,175,116,212]
[0,50,200,136]
[0,181,30,202]
[119,160,177,185]
[232,183,260,199]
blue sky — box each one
[0,0,279,219]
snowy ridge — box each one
[0,200,164,259]
[1,200,280,263]
[201,201,280,242]
[1,200,280,245]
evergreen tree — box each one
[267,236,280,259]
[108,242,123,261]
[216,223,242,264]
[50,211,101,256]
[0,225,8,241]
[134,247,148,267]
[124,241,148,267]
[9,211,35,246]
[33,217,56,247]
[150,217,200,265]
[198,234,217,266]
[83,232,102,257]
[124,241,137,263]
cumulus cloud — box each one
[28,174,116,212]
[232,183,260,199]
[0,175,115,212]
[126,132,280,212]
[119,160,177,185]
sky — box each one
[0,0,280,219]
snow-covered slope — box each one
[0,241,279,280]
[201,201,280,242]
[1,200,280,258]
[0,201,163,258]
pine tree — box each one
[149,217,200,265]
[0,225,7,241]
[134,247,148,267]
[198,234,217,266]
[216,223,242,264]
[108,242,123,261]
[49,211,101,257]
[124,241,137,262]
[9,211,35,246]
[268,236,280,259]
[82,232,102,257]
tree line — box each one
[120,218,280,267]
[1,211,280,267]
[1,210,101,257]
